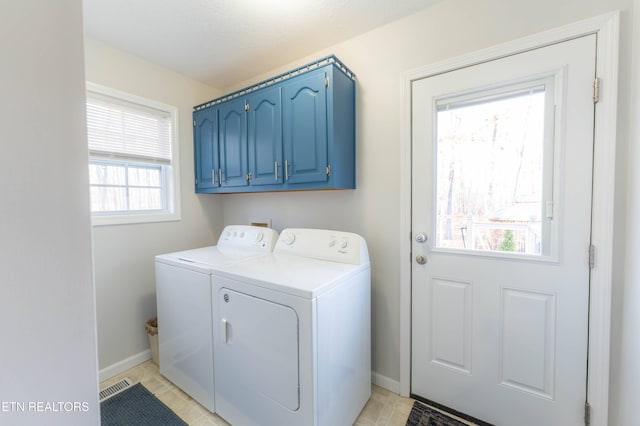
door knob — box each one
[416,255,427,265]
[415,233,428,243]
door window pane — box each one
[434,80,553,256]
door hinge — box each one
[193,119,196,126]
[593,77,600,104]
[589,244,596,269]
[325,76,329,87]
[244,101,250,112]
[584,401,591,426]
[326,164,331,176]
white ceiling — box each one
[83,0,438,89]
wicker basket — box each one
[145,317,159,365]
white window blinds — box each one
[86,92,172,163]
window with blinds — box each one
[86,83,180,225]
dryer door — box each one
[216,287,300,418]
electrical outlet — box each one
[250,220,272,228]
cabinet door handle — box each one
[285,160,290,181]
[212,169,216,184]
[275,162,279,181]
[219,169,223,183]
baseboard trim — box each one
[372,371,400,394]
[99,349,151,382]
[101,355,401,397]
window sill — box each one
[91,211,181,227]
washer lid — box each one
[155,225,279,270]
[155,246,267,271]
[211,253,370,299]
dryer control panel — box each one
[275,228,369,265]
[217,225,279,251]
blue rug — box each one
[100,383,187,426]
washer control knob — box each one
[282,233,295,245]
[329,239,336,247]
[239,232,245,238]
[340,239,348,249]
[255,231,264,242]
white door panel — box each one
[411,35,595,425]
[430,278,472,374]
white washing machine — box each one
[155,225,279,412]
[211,228,371,426]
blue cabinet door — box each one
[219,98,249,188]
[248,87,283,186]
[282,70,328,185]
[193,107,219,192]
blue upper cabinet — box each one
[219,98,249,188]
[192,55,355,193]
[282,70,328,185]
[282,63,355,190]
[193,107,219,192]
[247,86,283,186]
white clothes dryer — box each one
[155,225,278,412]
[211,228,371,426]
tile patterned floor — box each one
[100,361,475,425]
[100,361,473,426]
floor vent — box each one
[99,377,134,402]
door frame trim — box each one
[400,11,619,426]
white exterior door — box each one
[411,35,596,425]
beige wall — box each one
[0,0,100,423]
[616,1,640,425]
[84,39,226,370]
[221,0,634,415]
